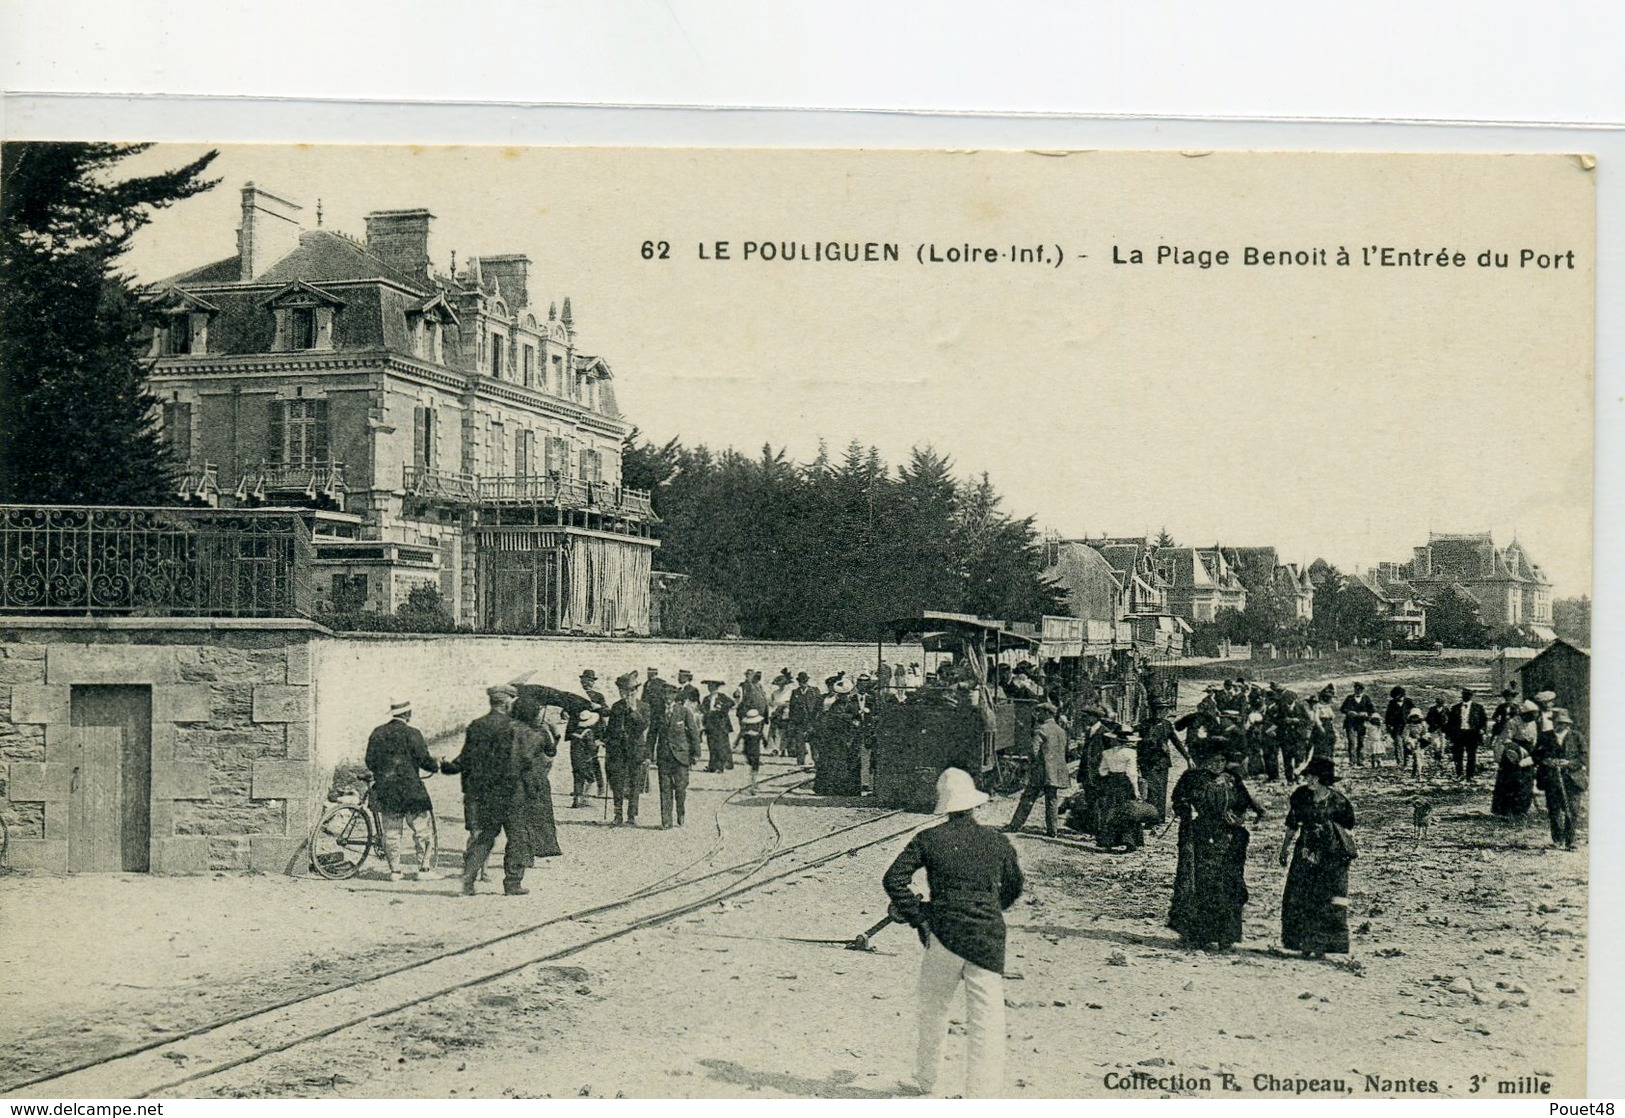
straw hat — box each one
[576,710,601,729]
[832,677,854,694]
[740,709,765,725]
[388,698,412,718]
[933,767,988,814]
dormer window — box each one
[291,307,319,350]
[153,288,216,356]
[169,313,196,354]
[406,295,457,365]
[266,282,344,353]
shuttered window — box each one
[412,406,435,471]
[544,434,567,476]
[272,399,329,466]
[516,430,534,478]
[162,402,192,462]
[579,447,603,484]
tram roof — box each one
[880,611,1040,652]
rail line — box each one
[4,771,923,1098]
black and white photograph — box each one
[0,142,1594,1100]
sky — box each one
[116,144,1594,596]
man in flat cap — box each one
[364,698,440,880]
[604,671,651,825]
[442,684,536,895]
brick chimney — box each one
[236,183,304,281]
[364,209,435,281]
[478,254,531,310]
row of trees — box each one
[622,437,1065,640]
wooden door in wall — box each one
[68,686,153,872]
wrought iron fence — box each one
[0,506,313,617]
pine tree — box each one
[0,142,219,503]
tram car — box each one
[869,612,1040,811]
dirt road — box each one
[0,668,1586,1098]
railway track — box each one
[4,767,922,1099]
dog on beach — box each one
[1411,797,1433,845]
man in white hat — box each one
[883,767,1024,1098]
[363,698,440,880]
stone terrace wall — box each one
[311,634,916,770]
[0,620,325,874]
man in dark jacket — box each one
[656,685,704,827]
[1443,688,1487,780]
[604,671,651,826]
[884,767,1023,1098]
[786,671,821,764]
[442,684,535,896]
[1384,686,1417,766]
[1135,699,1187,823]
[364,698,440,880]
[1339,682,1377,766]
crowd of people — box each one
[351,657,1588,1099]
[356,661,938,895]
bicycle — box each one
[308,773,440,880]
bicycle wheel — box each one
[310,804,373,879]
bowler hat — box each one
[933,767,989,814]
[580,669,598,682]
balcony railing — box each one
[404,466,655,519]
[0,505,313,617]
[236,461,346,504]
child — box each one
[738,708,767,785]
[569,709,601,809]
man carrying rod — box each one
[883,768,1024,1098]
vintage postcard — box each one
[0,144,1593,1100]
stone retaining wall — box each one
[0,622,924,874]
[0,620,324,874]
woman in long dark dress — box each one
[1490,705,1539,819]
[1169,741,1263,949]
[510,693,563,859]
[1279,757,1355,956]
